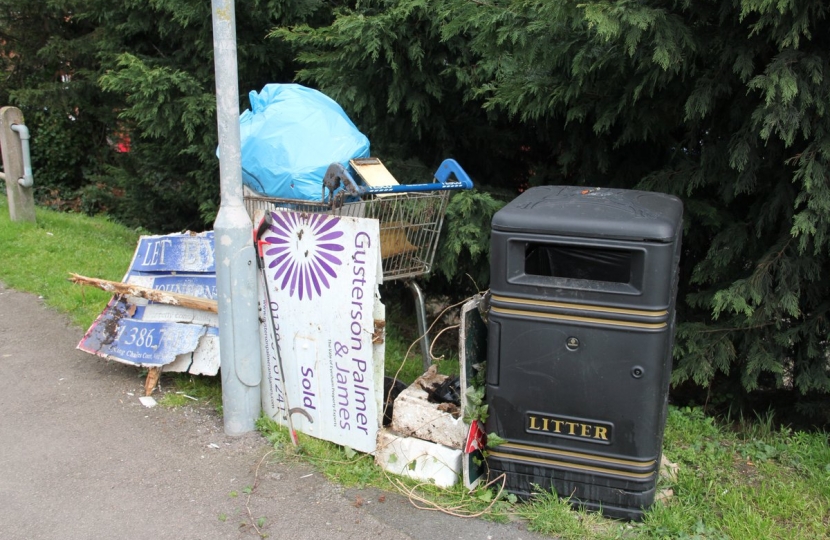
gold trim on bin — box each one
[491,306,668,330]
[499,442,657,469]
[488,449,657,480]
[491,294,668,318]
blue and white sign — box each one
[78,231,220,374]
[131,234,216,273]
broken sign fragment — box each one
[80,297,211,365]
[77,231,220,374]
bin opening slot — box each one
[525,244,633,284]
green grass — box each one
[0,194,139,328]
[255,405,830,539]
[257,413,511,519]
[643,407,830,540]
[156,372,224,411]
[255,384,830,539]
[384,319,459,384]
[3,195,830,539]
[0,194,222,407]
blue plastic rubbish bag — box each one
[238,84,370,200]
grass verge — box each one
[257,406,830,540]
[156,372,224,412]
[3,196,829,538]
[0,194,223,408]
[0,194,139,328]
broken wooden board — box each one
[349,157,400,189]
[349,157,400,201]
[69,273,218,313]
[77,231,220,377]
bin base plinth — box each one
[488,460,657,521]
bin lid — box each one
[492,186,683,242]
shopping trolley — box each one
[244,158,474,369]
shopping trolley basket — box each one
[244,158,474,368]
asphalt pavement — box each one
[0,282,545,540]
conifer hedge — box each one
[2,0,828,413]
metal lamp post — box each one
[211,0,261,435]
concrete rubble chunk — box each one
[390,367,467,450]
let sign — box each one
[78,231,220,374]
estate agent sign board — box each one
[78,231,220,375]
[258,210,384,454]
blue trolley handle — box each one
[322,159,474,200]
[433,159,474,190]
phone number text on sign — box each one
[84,304,209,365]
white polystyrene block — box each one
[375,428,462,488]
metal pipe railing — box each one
[10,124,33,187]
[1,106,36,223]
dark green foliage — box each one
[270,0,539,191]
[434,190,504,291]
[2,0,327,229]
[2,0,830,410]
[454,0,830,403]
[275,0,830,408]
[0,0,117,207]
[85,0,328,230]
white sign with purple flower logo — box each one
[258,210,384,454]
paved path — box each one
[0,283,543,540]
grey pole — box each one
[0,107,36,223]
[211,0,261,435]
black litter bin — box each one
[485,186,683,520]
